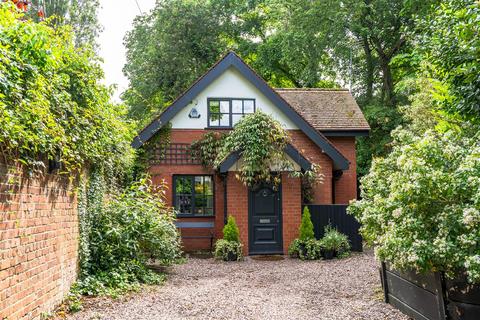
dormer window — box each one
[208,98,256,128]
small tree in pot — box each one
[214,216,243,261]
[288,207,323,260]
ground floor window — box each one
[173,175,214,217]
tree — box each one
[0,3,132,174]
[343,0,439,106]
[29,0,101,48]
[299,207,315,241]
[417,0,480,120]
[350,128,480,282]
[123,0,228,125]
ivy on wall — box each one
[191,111,323,190]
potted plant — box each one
[288,207,322,260]
[320,236,335,260]
[320,226,350,259]
[214,216,243,261]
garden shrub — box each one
[289,207,323,260]
[223,216,240,242]
[299,207,315,241]
[349,128,480,282]
[288,239,323,260]
[214,239,243,262]
[76,176,181,297]
[320,226,350,257]
[214,216,243,261]
[288,238,302,258]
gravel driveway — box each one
[68,250,407,320]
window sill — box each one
[176,214,215,218]
[205,127,232,130]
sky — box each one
[98,0,156,102]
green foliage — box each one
[289,208,322,260]
[349,128,480,282]
[29,0,101,48]
[0,4,134,174]
[288,238,323,260]
[299,207,315,241]
[214,239,243,261]
[288,238,302,257]
[87,177,181,272]
[215,111,291,187]
[320,226,351,255]
[417,0,480,120]
[74,263,166,298]
[215,216,242,261]
[191,132,225,168]
[356,102,404,176]
[123,0,228,125]
[78,173,181,295]
[191,118,322,189]
[223,216,240,243]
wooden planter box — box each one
[380,262,480,320]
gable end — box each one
[132,52,350,170]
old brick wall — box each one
[289,130,357,204]
[149,129,358,253]
[329,136,357,204]
[281,173,301,253]
[0,162,79,320]
[149,129,225,251]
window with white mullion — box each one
[208,98,256,128]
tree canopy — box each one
[122,0,446,176]
[0,4,132,174]
[28,0,101,48]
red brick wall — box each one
[330,137,357,204]
[149,129,225,251]
[149,129,358,253]
[281,173,301,253]
[289,130,333,203]
[289,131,357,204]
[225,174,249,254]
[149,164,224,251]
[0,162,79,320]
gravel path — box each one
[67,250,408,320]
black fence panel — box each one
[304,204,363,252]
[380,263,480,320]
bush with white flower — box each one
[348,128,480,283]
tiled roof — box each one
[275,88,370,131]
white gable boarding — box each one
[170,67,299,129]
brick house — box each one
[131,52,369,255]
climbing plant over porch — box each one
[192,111,322,189]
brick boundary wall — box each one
[0,161,79,320]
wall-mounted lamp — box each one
[188,107,201,118]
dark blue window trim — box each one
[207,97,256,128]
[173,175,215,217]
[131,51,350,170]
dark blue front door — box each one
[248,183,283,254]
